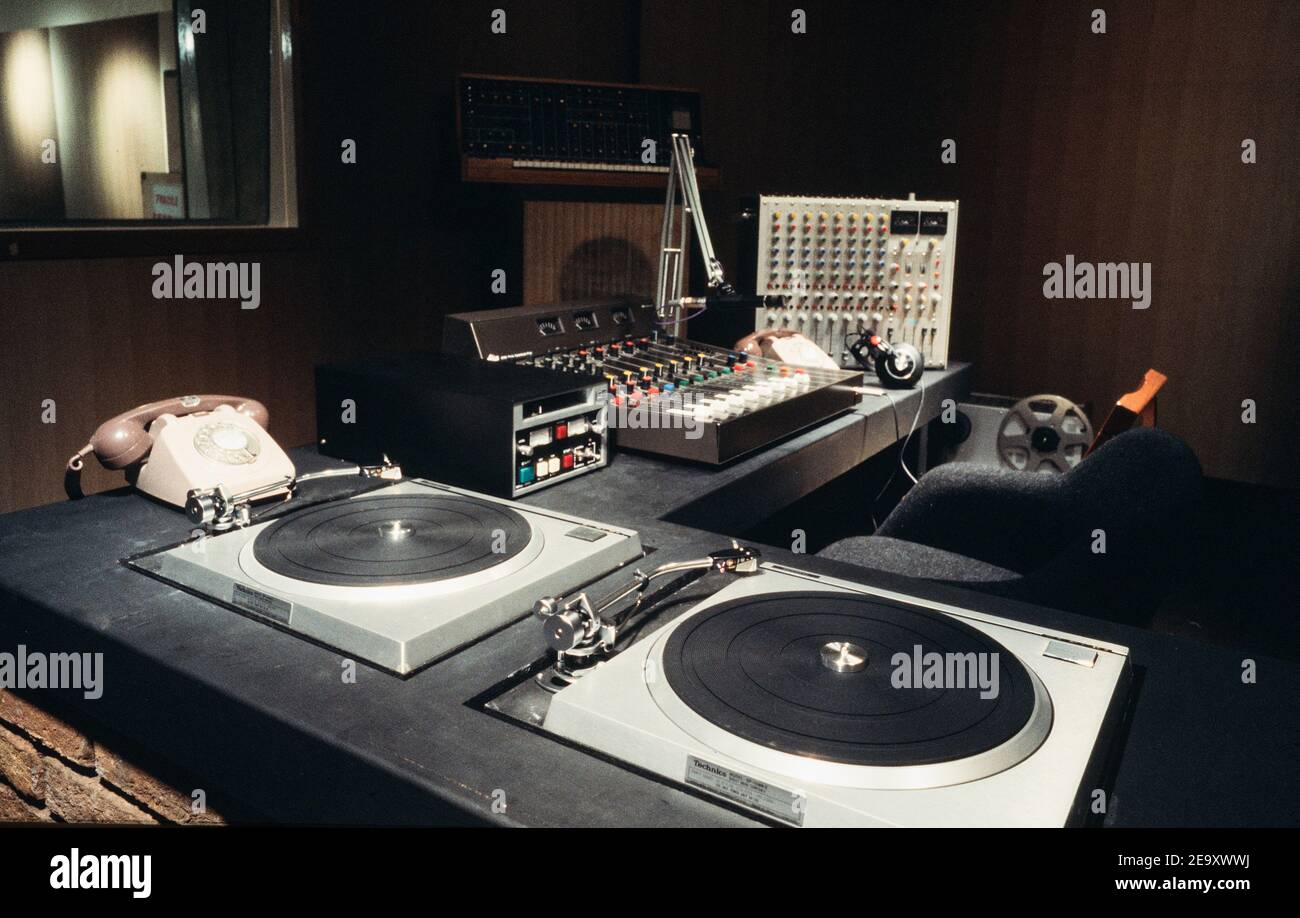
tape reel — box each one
[996,395,1093,473]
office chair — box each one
[818,427,1203,623]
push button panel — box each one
[515,410,605,493]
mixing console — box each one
[754,195,958,369]
[443,299,863,464]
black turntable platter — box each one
[662,591,1039,767]
[252,494,532,586]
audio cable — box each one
[870,377,926,529]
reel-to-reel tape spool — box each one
[996,395,1094,473]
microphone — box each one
[661,291,782,313]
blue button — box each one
[519,466,535,485]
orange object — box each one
[1086,369,1168,456]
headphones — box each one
[848,331,924,389]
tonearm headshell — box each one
[533,542,761,689]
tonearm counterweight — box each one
[533,542,760,689]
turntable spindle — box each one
[820,641,868,673]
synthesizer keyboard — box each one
[458,75,718,188]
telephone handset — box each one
[734,329,841,370]
[65,394,295,509]
[69,395,269,474]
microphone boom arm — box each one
[656,133,733,334]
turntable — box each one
[540,562,1130,827]
[127,480,642,674]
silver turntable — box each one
[128,479,642,674]
[541,562,1129,827]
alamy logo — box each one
[891,644,1000,699]
[50,849,151,899]
[0,646,103,699]
[152,255,261,309]
[601,396,702,439]
[1042,255,1151,309]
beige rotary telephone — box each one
[65,395,296,511]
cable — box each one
[653,305,707,326]
[899,379,925,486]
[869,377,926,529]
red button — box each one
[562,453,575,470]
[555,423,568,439]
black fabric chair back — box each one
[873,427,1203,621]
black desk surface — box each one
[1,363,1297,826]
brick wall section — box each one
[42,757,155,823]
[0,689,231,824]
[0,777,50,822]
[96,744,224,824]
[0,690,94,765]
[0,723,45,799]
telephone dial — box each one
[65,395,296,510]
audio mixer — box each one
[443,299,863,465]
[754,195,958,369]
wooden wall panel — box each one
[0,251,329,511]
[948,0,1300,488]
[640,0,1300,488]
